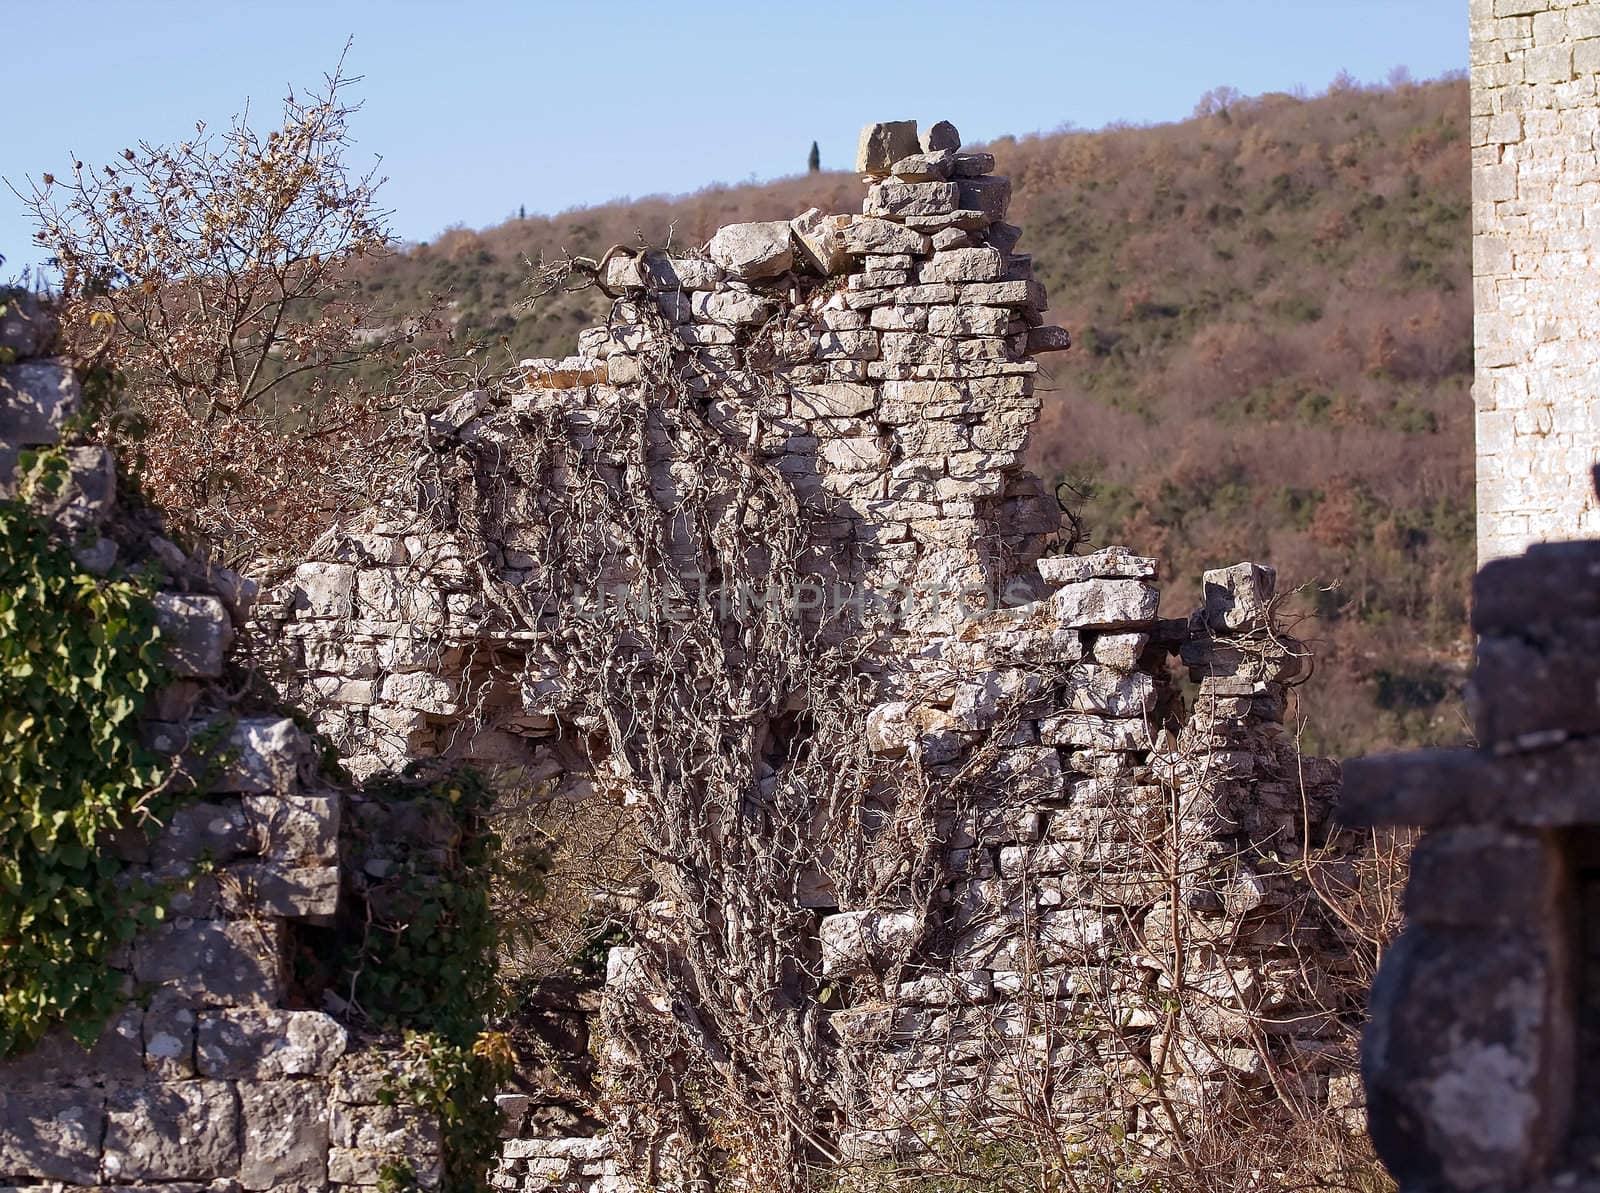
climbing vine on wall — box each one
[0,497,167,1056]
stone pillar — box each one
[1472,0,1600,562]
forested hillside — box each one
[353,76,1473,756]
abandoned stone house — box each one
[2,1,1599,1191]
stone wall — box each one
[257,121,1362,1190]
[0,301,439,1191]
[1472,0,1600,561]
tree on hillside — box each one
[808,141,820,173]
[13,48,463,562]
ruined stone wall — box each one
[0,303,440,1192]
[1472,0,1600,561]
[259,121,1362,1191]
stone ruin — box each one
[0,119,1367,1192]
[251,120,1361,1189]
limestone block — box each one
[789,381,875,418]
[889,149,955,181]
[919,247,1006,284]
[957,175,1012,221]
[329,1144,443,1187]
[378,670,459,716]
[143,993,198,1079]
[133,918,286,1006]
[842,217,931,256]
[151,800,252,865]
[0,1004,142,1089]
[219,861,340,917]
[243,792,340,865]
[1026,325,1072,353]
[1049,578,1160,628]
[690,287,772,325]
[102,1081,240,1181]
[1202,562,1276,632]
[29,444,115,532]
[1088,632,1150,671]
[790,208,850,275]
[864,181,960,219]
[928,305,1009,337]
[952,152,996,177]
[239,1080,328,1189]
[640,251,724,290]
[213,717,316,794]
[923,120,961,152]
[855,120,920,174]
[154,593,233,678]
[1038,713,1150,750]
[602,254,645,289]
[1060,666,1156,717]
[815,331,880,361]
[707,221,793,280]
[0,1088,104,1183]
[1038,547,1158,585]
[331,1100,441,1152]
[196,1009,348,1079]
[959,280,1045,308]
[820,909,921,975]
[0,359,78,446]
[0,292,57,358]
[288,562,357,619]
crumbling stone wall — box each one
[0,301,440,1192]
[1472,0,1600,561]
[258,121,1361,1191]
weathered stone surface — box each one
[0,292,57,358]
[196,1009,348,1079]
[243,792,340,864]
[154,594,233,679]
[707,221,793,280]
[1202,562,1276,632]
[151,800,252,865]
[30,444,115,531]
[1474,541,1600,631]
[842,217,931,256]
[1039,712,1150,750]
[219,861,340,916]
[888,150,954,181]
[286,562,357,618]
[864,181,959,219]
[923,120,961,153]
[1050,577,1160,628]
[214,717,316,794]
[1038,548,1158,584]
[239,1080,328,1189]
[919,246,1006,283]
[956,175,1011,221]
[0,1005,142,1089]
[102,1082,240,1181]
[133,919,286,1006]
[640,252,723,291]
[0,1089,104,1183]
[952,152,996,177]
[0,359,79,445]
[789,381,875,418]
[1026,325,1072,353]
[855,120,920,174]
[790,208,850,276]
[820,909,920,975]
[331,1100,441,1152]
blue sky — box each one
[4,0,1465,276]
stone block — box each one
[0,292,57,358]
[219,862,340,917]
[133,918,286,1007]
[330,1100,440,1152]
[154,593,233,679]
[820,909,920,975]
[196,1009,348,1078]
[30,444,115,532]
[640,251,724,290]
[956,175,1012,221]
[0,1004,142,1089]
[691,287,772,325]
[243,792,340,865]
[0,1089,104,1182]
[1039,713,1150,750]
[790,208,850,275]
[707,221,793,280]
[287,562,357,619]
[239,1080,328,1189]
[151,800,253,866]
[144,992,198,1078]
[0,359,78,446]
[1050,577,1160,628]
[1202,562,1276,632]
[919,246,1006,283]
[1474,542,1600,631]
[1038,548,1158,585]
[789,381,875,418]
[102,1082,240,1181]
[889,149,955,181]
[379,670,459,716]
[864,181,960,219]
[1026,325,1072,353]
[842,217,931,256]
[952,152,996,177]
[856,120,920,174]
[923,120,961,152]
[213,717,316,794]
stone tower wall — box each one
[1472,0,1600,561]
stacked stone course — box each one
[0,299,439,1192]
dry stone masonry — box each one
[1472,0,1600,561]
[0,301,441,1192]
[254,121,1362,1190]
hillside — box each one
[353,77,1473,757]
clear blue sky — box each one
[3,0,1465,277]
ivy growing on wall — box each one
[0,498,167,1056]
